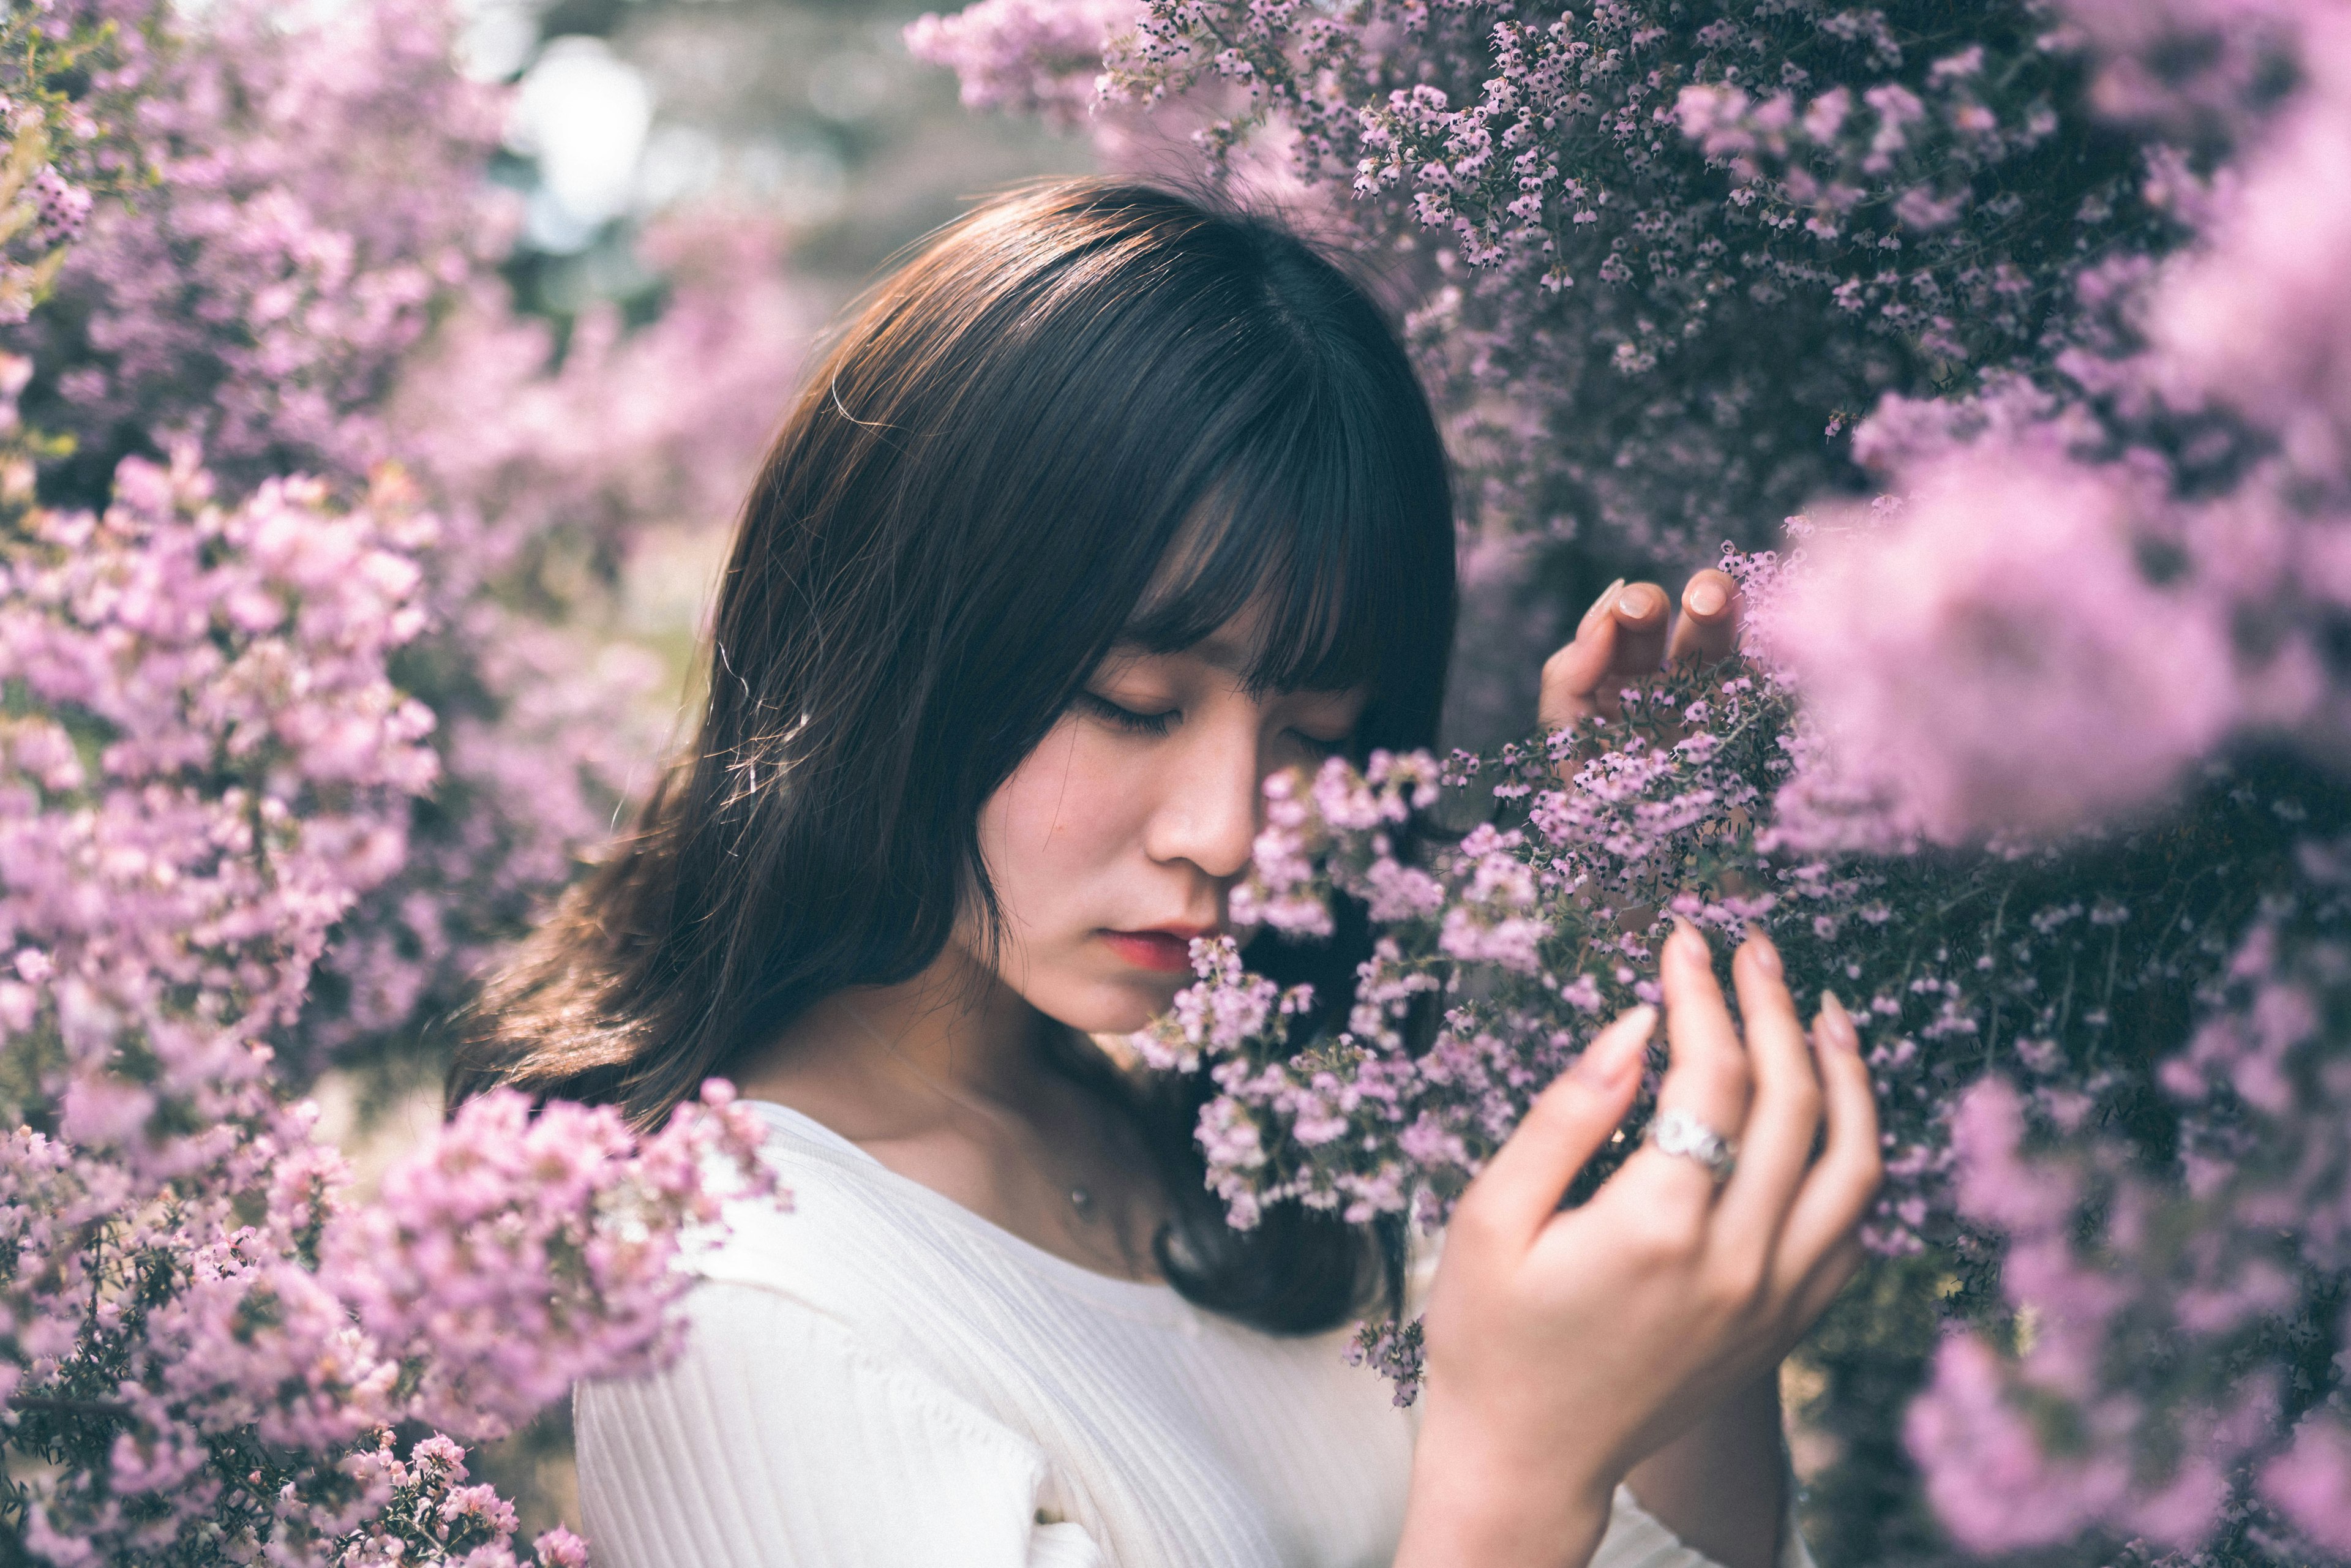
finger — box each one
[1769,992,1885,1279]
[1614,922,1751,1211]
[1538,577,1627,732]
[1712,931,1822,1262]
[1607,580,1671,678]
[1461,1006,1655,1245]
[1667,569,1742,666]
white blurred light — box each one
[809,54,890,123]
[634,123,725,214]
[457,0,541,83]
[735,139,847,228]
[507,36,654,249]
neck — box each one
[743,942,1056,1128]
[727,940,1169,1285]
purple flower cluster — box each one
[1903,836,2351,1559]
[23,0,501,489]
[328,1088,776,1441]
[0,344,784,1554]
[8,0,812,1073]
[0,451,437,1135]
[323,1433,587,1568]
[0,4,142,330]
[0,419,779,1555]
[0,0,811,1557]
[1133,650,1959,1253]
[1766,4,2351,847]
[1343,1316,1426,1411]
[1762,11,2351,1552]
[906,0,1139,130]
[920,0,2170,561]
[315,211,811,1062]
[0,1082,767,1562]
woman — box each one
[454,181,1881,1568]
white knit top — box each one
[574,1100,1817,1568]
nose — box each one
[1144,719,1262,882]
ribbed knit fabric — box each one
[574,1100,1819,1568]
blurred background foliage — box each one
[478,0,1090,322]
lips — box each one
[1100,927,1218,974]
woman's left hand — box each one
[1539,569,1742,730]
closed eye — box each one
[1286,729,1349,760]
[1075,689,1176,736]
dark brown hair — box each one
[449,180,1457,1334]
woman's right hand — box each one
[1393,923,1882,1568]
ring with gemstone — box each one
[1646,1108,1738,1183]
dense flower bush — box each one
[0,0,806,1558]
[0,392,777,1560]
[1139,636,2340,1558]
[916,0,2183,561]
[15,0,809,1075]
[921,0,2351,1561]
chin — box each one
[1038,976,1183,1037]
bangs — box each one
[1121,374,1455,741]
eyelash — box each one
[1075,691,1174,736]
[1074,691,1349,757]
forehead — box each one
[1108,600,1369,696]
[1125,533,1372,694]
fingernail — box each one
[1575,1007,1656,1086]
[1668,917,1708,959]
[1579,577,1626,637]
[1687,580,1728,617]
[1745,926,1782,977]
[1617,583,1660,621]
[1818,990,1857,1051]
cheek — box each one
[976,720,1147,932]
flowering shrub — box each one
[20,0,498,497]
[0,402,778,1558]
[905,0,1140,130]
[313,206,808,1067]
[13,0,809,1075]
[929,0,2351,1559]
[0,451,433,1135]
[0,0,808,1558]
[914,0,2187,558]
[1141,646,2340,1551]
[1758,4,2351,1555]
[0,1085,767,1563]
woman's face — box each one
[956,622,1366,1033]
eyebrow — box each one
[1103,633,1250,677]
[1188,634,1252,677]
[1106,635,1365,697]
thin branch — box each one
[6,1396,133,1418]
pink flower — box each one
[1760,441,2237,842]
[1905,1335,2132,1551]
[905,0,1138,130]
[2261,1413,2351,1554]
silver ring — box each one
[1647,1108,1738,1182]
